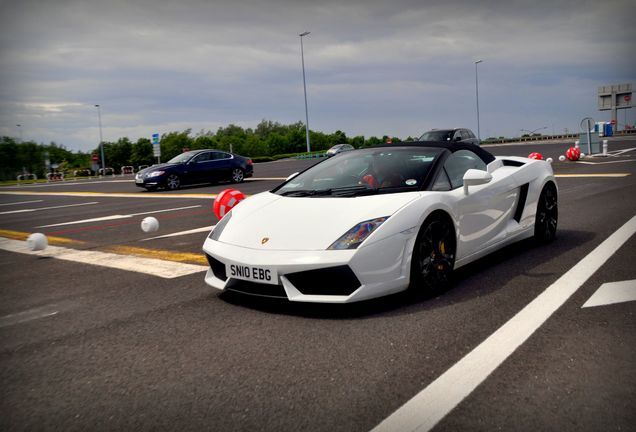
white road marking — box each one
[0,201,99,215]
[245,177,287,181]
[0,191,216,199]
[35,205,202,228]
[555,173,630,178]
[576,160,635,165]
[0,200,44,207]
[0,237,207,278]
[142,225,215,241]
[582,280,636,308]
[0,305,60,328]
[372,214,636,432]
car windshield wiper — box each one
[280,185,380,197]
[280,189,330,197]
[328,185,379,196]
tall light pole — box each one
[474,60,483,142]
[16,124,22,143]
[299,31,311,153]
[95,104,106,175]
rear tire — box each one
[534,182,558,243]
[231,168,245,183]
[409,213,456,295]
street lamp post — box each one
[299,31,311,154]
[95,104,106,176]
[16,124,22,143]
[474,60,483,142]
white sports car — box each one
[202,142,557,303]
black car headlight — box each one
[328,217,389,250]
[209,211,232,241]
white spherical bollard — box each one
[580,153,585,158]
[141,216,160,233]
[546,157,553,164]
[27,233,48,251]
[558,155,566,162]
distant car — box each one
[419,128,480,145]
[326,144,354,157]
[135,149,253,191]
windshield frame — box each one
[272,146,446,198]
[167,151,197,164]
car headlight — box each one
[209,211,232,241]
[328,217,389,250]
[147,170,164,178]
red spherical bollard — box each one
[528,152,543,160]
[213,188,245,219]
[566,147,580,161]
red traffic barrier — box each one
[213,189,246,219]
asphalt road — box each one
[1,138,635,431]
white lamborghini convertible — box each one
[202,142,558,303]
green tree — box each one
[132,138,153,167]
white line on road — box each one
[372,214,636,432]
[0,237,207,278]
[0,200,44,207]
[576,160,636,165]
[0,191,217,199]
[582,279,636,308]
[142,225,215,241]
[35,205,202,228]
[0,201,99,215]
[0,306,60,328]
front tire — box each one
[165,174,181,190]
[410,213,456,295]
[231,168,245,183]
[534,182,558,243]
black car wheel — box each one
[165,174,181,190]
[534,182,558,243]
[231,168,245,183]
[410,213,456,294]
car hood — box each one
[217,191,419,251]
[139,163,180,175]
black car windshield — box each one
[273,147,441,197]
[167,152,196,164]
[419,130,453,141]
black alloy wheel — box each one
[534,183,558,243]
[165,174,181,190]
[231,168,245,183]
[410,214,456,294]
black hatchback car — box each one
[419,128,480,146]
[135,149,253,191]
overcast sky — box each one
[1,0,634,153]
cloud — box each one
[0,0,634,152]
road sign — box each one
[152,133,161,159]
[626,95,632,102]
[92,154,99,161]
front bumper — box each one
[201,231,415,303]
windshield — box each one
[419,130,453,141]
[167,152,196,164]
[273,147,441,197]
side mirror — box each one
[463,169,492,195]
[286,172,299,182]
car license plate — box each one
[135,179,144,184]
[227,263,278,285]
